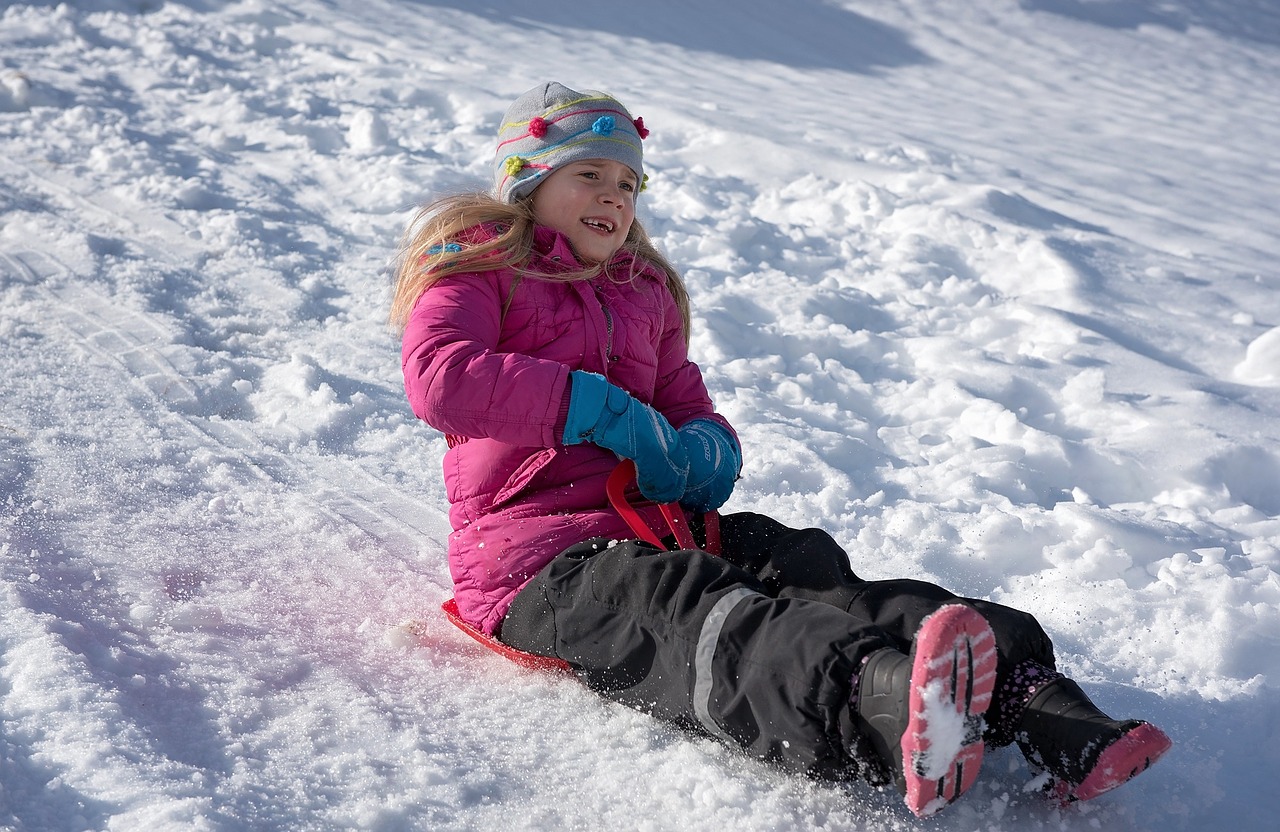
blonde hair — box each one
[388,192,691,343]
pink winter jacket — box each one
[401,225,733,634]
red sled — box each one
[439,459,719,671]
[439,597,573,673]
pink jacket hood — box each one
[401,225,732,633]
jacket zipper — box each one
[599,291,614,377]
[604,303,614,358]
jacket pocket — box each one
[491,447,559,509]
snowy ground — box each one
[2,1,1279,830]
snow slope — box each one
[2,0,1278,829]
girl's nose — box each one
[601,184,628,206]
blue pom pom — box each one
[426,242,463,255]
[592,116,615,136]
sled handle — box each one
[606,460,720,555]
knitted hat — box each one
[493,82,648,203]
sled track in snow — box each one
[1,228,453,612]
[2,149,441,533]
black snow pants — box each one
[499,511,1056,779]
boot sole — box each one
[1056,721,1172,804]
[902,605,998,818]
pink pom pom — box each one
[633,117,649,139]
[529,117,548,138]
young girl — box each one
[391,82,1171,818]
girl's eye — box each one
[620,181,635,192]
[580,171,599,180]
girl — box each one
[391,82,1171,818]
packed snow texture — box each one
[2,1,1279,830]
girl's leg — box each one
[706,512,1170,801]
[715,512,1057,746]
[500,536,997,818]
[499,536,884,779]
[852,579,1174,800]
[850,582,1172,800]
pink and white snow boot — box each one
[852,604,998,817]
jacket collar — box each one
[531,225,581,266]
[530,224,649,279]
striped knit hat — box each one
[493,82,648,203]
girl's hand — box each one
[563,371,689,502]
[677,419,741,512]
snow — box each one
[914,679,968,783]
[1,0,1278,829]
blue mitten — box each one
[562,371,689,503]
[677,418,741,512]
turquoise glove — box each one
[562,371,689,503]
[677,418,741,512]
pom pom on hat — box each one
[493,82,647,203]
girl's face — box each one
[529,159,638,264]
